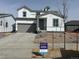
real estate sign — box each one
[39,42,48,55]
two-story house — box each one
[16,6,64,33]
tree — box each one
[62,0,68,20]
[54,0,69,49]
[62,0,68,50]
[54,0,68,20]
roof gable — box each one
[17,6,32,11]
[17,6,63,18]
[39,11,63,18]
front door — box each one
[39,19,47,30]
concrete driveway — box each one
[0,33,37,59]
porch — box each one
[37,18,47,32]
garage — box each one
[17,23,36,33]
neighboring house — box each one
[65,20,79,32]
[16,6,64,33]
[0,14,16,32]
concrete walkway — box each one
[0,33,37,59]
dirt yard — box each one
[0,32,12,38]
[34,32,79,51]
[34,32,79,43]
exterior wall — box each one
[40,14,64,32]
[0,16,15,32]
[18,8,36,18]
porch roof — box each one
[16,18,46,20]
[39,12,63,18]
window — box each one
[6,22,8,27]
[53,19,59,27]
[0,21,2,26]
[23,11,26,17]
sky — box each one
[0,0,79,21]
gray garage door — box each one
[17,23,36,33]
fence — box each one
[35,32,79,51]
[51,32,79,51]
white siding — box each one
[18,8,36,18]
[40,14,64,32]
[0,16,15,32]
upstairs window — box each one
[53,19,59,27]
[23,11,26,17]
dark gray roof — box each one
[17,6,32,11]
[0,14,11,17]
[65,20,79,25]
[0,13,16,21]
[17,6,63,18]
[17,6,48,12]
[17,6,53,12]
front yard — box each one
[0,32,13,38]
[34,32,79,43]
[33,32,79,58]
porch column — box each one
[36,12,40,32]
[16,22,18,31]
[37,16,40,31]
